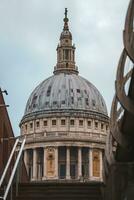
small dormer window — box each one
[92,100,96,107]
[85,98,89,106]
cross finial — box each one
[65,8,68,18]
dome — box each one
[23,73,107,120]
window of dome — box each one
[53,101,57,105]
[52,119,56,126]
[61,119,66,126]
[70,119,75,126]
[32,95,37,108]
[77,89,80,93]
[87,120,92,128]
[44,120,47,126]
[84,90,87,94]
[36,121,40,128]
[106,125,108,131]
[45,102,49,106]
[30,122,33,129]
[95,121,98,129]
[47,86,51,96]
[79,120,83,126]
[71,89,73,93]
[71,97,74,104]
[62,100,65,104]
[65,40,68,43]
[92,99,96,107]
[25,124,27,131]
[101,123,104,130]
[85,98,89,106]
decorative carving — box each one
[46,147,55,177]
[93,150,100,177]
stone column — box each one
[100,150,103,181]
[89,148,93,179]
[42,147,46,180]
[55,147,58,179]
[24,150,28,173]
[32,148,37,181]
[66,146,70,179]
[78,147,82,179]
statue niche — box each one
[46,147,55,177]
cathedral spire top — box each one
[53,9,79,75]
[63,8,69,31]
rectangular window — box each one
[87,120,91,128]
[52,120,56,126]
[30,122,33,129]
[95,122,98,129]
[85,98,89,106]
[25,124,27,131]
[77,89,80,93]
[101,123,104,130]
[70,119,75,126]
[62,100,65,104]
[61,119,66,126]
[44,120,47,126]
[36,121,40,128]
[79,120,83,126]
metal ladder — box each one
[0,137,26,200]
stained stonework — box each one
[93,150,100,177]
[46,147,55,177]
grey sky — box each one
[0,0,129,135]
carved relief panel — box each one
[92,150,100,177]
[46,147,55,177]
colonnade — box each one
[24,146,103,181]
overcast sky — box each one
[0,0,129,135]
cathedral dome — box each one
[23,73,107,120]
[20,9,109,183]
[21,8,108,123]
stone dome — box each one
[21,9,108,123]
[23,73,107,120]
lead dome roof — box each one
[23,73,108,120]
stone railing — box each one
[21,131,106,144]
